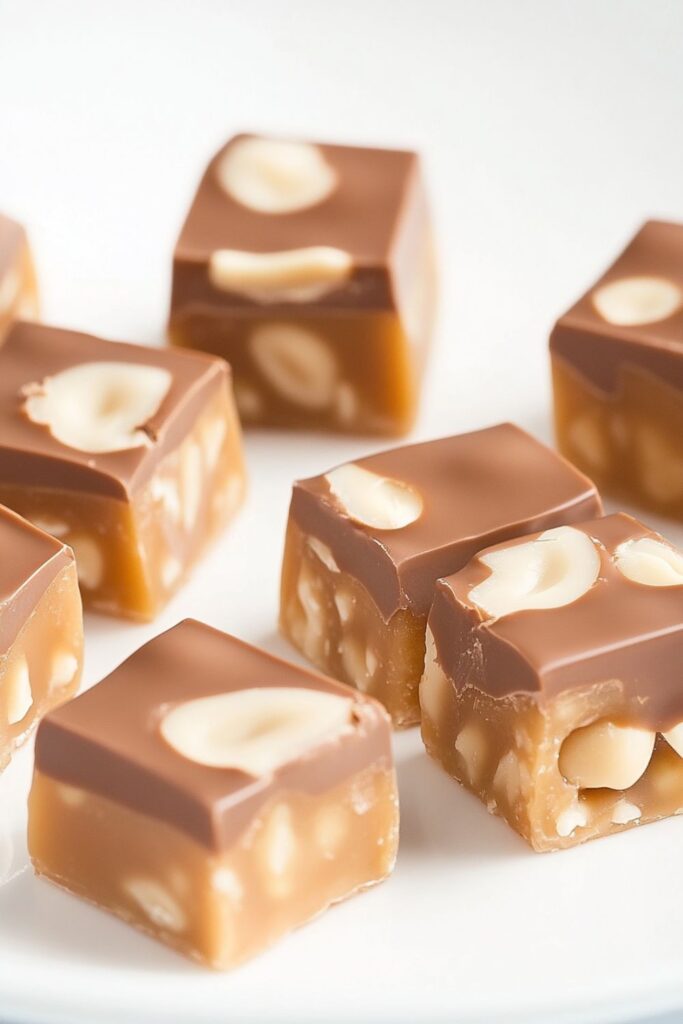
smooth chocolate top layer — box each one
[0,212,25,281]
[430,514,683,727]
[550,220,683,393]
[171,133,421,314]
[34,620,393,851]
[0,503,74,656]
[0,322,229,501]
[289,423,602,621]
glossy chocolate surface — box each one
[35,620,393,850]
[171,133,421,314]
[430,514,683,728]
[0,322,229,500]
[550,220,683,393]
[0,503,74,656]
[289,423,602,620]
[0,212,25,280]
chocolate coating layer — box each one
[289,423,602,620]
[172,134,421,314]
[0,322,229,500]
[550,220,683,393]
[0,503,74,656]
[35,620,393,851]
[430,514,683,728]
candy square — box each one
[169,133,436,435]
[29,620,398,969]
[551,220,683,519]
[0,504,82,772]
[280,423,601,726]
[420,514,683,851]
[0,212,38,342]
[0,322,245,619]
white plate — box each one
[4,620,683,1024]
[1,466,682,1024]
[1,2,683,1021]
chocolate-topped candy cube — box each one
[551,220,683,520]
[169,134,436,435]
[0,322,245,619]
[29,620,398,970]
[0,212,38,342]
[420,514,683,852]
[0,505,82,772]
[280,423,601,727]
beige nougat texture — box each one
[0,381,245,620]
[0,562,82,772]
[280,520,426,727]
[420,630,683,853]
[29,765,399,969]
[170,305,435,437]
[552,356,683,521]
[0,243,39,345]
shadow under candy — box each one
[0,744,33,888]
[395,747,530,862]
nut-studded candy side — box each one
[28,621,398,969]
[550,220,683,521]
[0,212,39,344]
[169,134,437,436]
[0,506,83,772]
[0,322,246,619]
[420,514,683,852]
[280,424,602,727]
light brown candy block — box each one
[280,424,601,727]
[551,220,683,520]
[29,621,398,969]
[0,212,39,343]
[0,504,82,772]
[0,322,246,620]
[420,514,683,852]
[169,134,436,435]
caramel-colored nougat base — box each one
[0,243,39,344]
[170,310,423,436]
[280,520,426,727]
[0,563,82,771]
[0,382,245,620]
[420,630,683,852]
[29,765,398,970]
[552,355,683,520]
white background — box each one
[0,2,682,1022]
